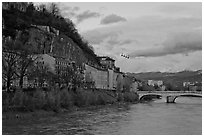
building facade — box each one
[84,64,124,90]
[98,56,115,69]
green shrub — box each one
[2,92,10,112]
[33,90,46,109]
[60,89,73,109]
[123,92,139,102]
[117,93,124,102]
[97,94,106,105]
[84,91,97,106]
[4,88,139,113]
[12,90,24,107]
[22,94,35,111]
[43,92,55,110]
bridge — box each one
[137,91,202,103]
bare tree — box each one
[2,37,20,92]
[13,31,39,88]
[28,62,55,87]
[3,31,39,89]
[48,3,61,17]
[16,53,38,88]
[2,51,20,92]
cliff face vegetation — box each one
[27,27,87,67]
[2,2,99,65]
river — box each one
[2,96,202,135]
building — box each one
[84,64,108,89]
[12,53,81,88]
[84,63,124,90]
[98,56,115,69]
[183,82,195,87]
[183,81,202,91]
[148,80,163,87]
[35,54,56,73]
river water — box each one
[3,96,202,135]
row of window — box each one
[56,60,70,66]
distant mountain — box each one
[126,70,202,84]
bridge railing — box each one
[137,91,202,94]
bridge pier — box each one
[166,96,176,103]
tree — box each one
[154,84,160,91]
[48,3,61,17]
[2,51,20,92]
[2,37,21,92]
[3,30,39,89]
[38,4,47,13]
[28,62,55,88]
[165,83,174,91]
[13,30,39,88]
[26,2,35,16]
[16,53,38,88]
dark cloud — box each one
[101,14,127,25]
[76,10,100,23]
[128,31,202,58]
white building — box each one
[148,80,163,87]
[35,54,56,73]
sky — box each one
[54,2,201,73]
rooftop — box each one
[97,56,115,61]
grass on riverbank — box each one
[3,88,139,113]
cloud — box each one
[83,27,132,46]
[117,51,202,73]
[128,31,202,58]
[76,10,100,23]
[107,38,133,46]
[119,39,133,45]
[59,6,80,18]
[158,3,201,18]
[83,30,120,45]
[83,15,201,73]
[60,6,80,12]
[72,6,80,11]
[59,5,100,23]
[101,14,127,25]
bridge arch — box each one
[139,94,162,102]
[172,94,202,103]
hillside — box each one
[2,2,100,65]
[126,70,202,84]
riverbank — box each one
[3,88,139,120]
[3,102,134,135]
[2,102,131,121]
